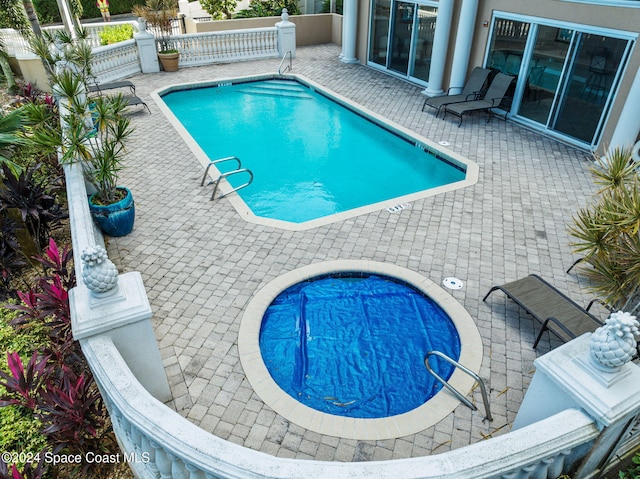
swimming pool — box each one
[239,261,484,440]
[154,74,478,230]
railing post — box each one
[70,246,171,402]
[134,18,160,73]
[276,8,296,58]
[514,330,640,477]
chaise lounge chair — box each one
[444,73,515,126]
[123,95,151,114]
[88,80,136,95]
[483,274,604,348]
[422,67,492,117]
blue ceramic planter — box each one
[89,187,135,237]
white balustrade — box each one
[0,28,31,56]
[166,28,279,67]
[78,332,597,479]
[91,39,141,83]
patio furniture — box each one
[422,67,491,117]
[483,274,604,348]
[443,73,515,126]
[123,95,151,114]
[88,80,136,95]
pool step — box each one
[239,80,313,99]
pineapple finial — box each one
[589,311,639,371]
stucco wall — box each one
[186,14,342,47]
[356,0,639,150]
[474,0,640,150]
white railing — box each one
[166,28,279,67]
[1,22,137,57]
[81,334,599,479]
[91,39,141,83]
[1,28,31,56]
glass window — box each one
[369,0,392,66]
[485,15,633,147]
[412,6,437,82]
[368,1,438,86]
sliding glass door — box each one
[368,1,437,85]
[486,15,633,147]
[551,33,629,143]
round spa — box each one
[238,261,483,440]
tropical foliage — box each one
[26,31,134,205]
[200,0,237,19]
[569,147,640,315]
[235,0,299,17]
[132,0,178,53]
[0,240,119,478]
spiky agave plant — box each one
[569,147,640,315]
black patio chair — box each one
[422,67,492,117]
[443,73,515,126]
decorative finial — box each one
[281,8,289,22]
[136,17,147,33]
[81,246,119,295]
[589,311,639,371]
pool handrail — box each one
[200,156,242,186]
[210,168,254,200]
[424,350,493,422]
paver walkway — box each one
[106,44,599,462]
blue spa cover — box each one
[259,276,461,418]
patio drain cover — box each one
[443,277,463,290]
[438,141,451,146]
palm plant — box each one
[569,147,640,315]
[25,33,134,207]
[132,0,178,53]
[0,108,27,176]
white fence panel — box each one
[91,39,141,83]
[167,28,279,67]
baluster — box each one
[184,462,207,479]
[168,451,190,479]
[546,452,569,478]
[142,435,160,477]
[151,443,172,479]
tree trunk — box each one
[22,0,43,38]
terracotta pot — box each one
[158,52,180,72]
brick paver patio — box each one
[106,44,599,462]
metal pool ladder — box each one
[200,156,254,201]
[424,350,493,421]
[278,50,292,74]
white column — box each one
[71,272,172,402]
[423,0,455,96]
[340,0,358,64]
[276,9,297,58]
[608,66,640,152]
[134,21,160,74]
[449,0,479,95]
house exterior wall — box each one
[355,0,640,151]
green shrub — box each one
[99,23,134,45]
[618,452,640,479]
[0,306,48,466]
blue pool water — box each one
[161,79,467,224]
[259,275,461,418]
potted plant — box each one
[28,35,136,237]
[133,0,180,72]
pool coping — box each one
[150,74,479,231]
[237,260,484,440]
